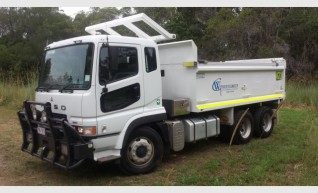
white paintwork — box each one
[47,35,157,50]
[91,108,166,161]
[85,13,176,42]
[36,90,84,124]
[142,45,163,109]
[158,40,197,64]
[94,42,144,138]
[93,149,121,161]
[160,40,286,112]
[92,135,119,153]
[114,107,166,149]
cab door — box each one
[95,43,144,137]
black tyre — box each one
[254,106,274,138]
[120,126,164,174]
[220,125,232,142]
[231,110,254,144]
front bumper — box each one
[17,100,94,169]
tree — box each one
[73,7,120,36]
[0,7,74,79]
[202,8,289,61]
[1,7,318,81]
[280,8,318,79]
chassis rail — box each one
[17,100,94,169]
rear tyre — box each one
[254,106,274,138]
[120,126,164,174]
[231,110,254,144]
[220,125,232,142]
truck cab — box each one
[37,34,164,148]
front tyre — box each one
[120,126,163,174]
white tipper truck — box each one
[17,13,286,174]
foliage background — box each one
[0,7,318,82]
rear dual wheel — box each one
[254,106,274,138]
[231,110,254,144]
[221,110,254,144]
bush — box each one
[0,73,37,109]
[286,81,318,109]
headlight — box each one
[41,111,47,122]
[61,144,68,156]
[32,108,37,120]
[27,133,33,143]
[75,126,97,135]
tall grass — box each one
[301,115,318,183]
[285,81,318,109]
[0,73,38,110]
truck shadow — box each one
[40,137,232,185]
[69,137,226,174]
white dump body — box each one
[159,40,286,113]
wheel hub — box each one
[136,146,148,158]
[262,113,272,132]
[128,138,154,166]
[240,118,252,139]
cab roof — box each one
[46,35,158,50]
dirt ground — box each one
[0,108,20,185]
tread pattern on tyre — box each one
[254,106,274,138]
[232,110,254,144]
[220,110,254,145]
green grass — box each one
[286,81,318,109]
[0,107,317,185]
[0,74,37,109]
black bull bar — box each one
[17,101,94,169]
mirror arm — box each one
[101,84,108,95]
[101,36,110,95]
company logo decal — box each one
[212,78,222,91]
[212,78,238,95]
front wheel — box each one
[120,126,163,174]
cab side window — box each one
[144,47,157,73]
[100,83,140,113]
[99,46,138,84]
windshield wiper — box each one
[36,84,60,92]
[59,84,87,93]
[35,86,46,92]
[59,84,75,93]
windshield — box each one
[39,43,94,90]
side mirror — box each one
[100,57,110,68]
[100,43,112,94]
